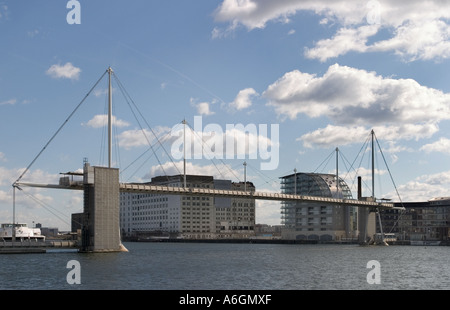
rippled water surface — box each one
[1,242,449,290]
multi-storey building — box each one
[380,197,450,244]
[280,172,358,241]
[120,175,255,239]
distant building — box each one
[120,175,255,239]
[380,197,450,243]
[254,224,282,238]
[71,212,83,233]
[280,172,358,241]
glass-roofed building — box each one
[280,172,358,241]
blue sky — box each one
[2,0,450,230]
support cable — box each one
[16,186,73,227]
[13,70,108,186]
[372,132,406,233]
[112,72,181,179]
[184,120,241,182]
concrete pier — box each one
[358,205,376,244]
[80,163,127,253]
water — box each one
[0,242,449,290]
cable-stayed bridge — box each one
[10,67,404,252]
[15,181,397,209]
[16,179,402,209]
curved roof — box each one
[281,172,353,199]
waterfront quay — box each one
[0,240,78,254]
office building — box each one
[120,175,255,239]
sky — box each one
[2,0,450,231]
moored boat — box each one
[0,223,46,241]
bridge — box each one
[16,181,397,208]
[11,67,404,253]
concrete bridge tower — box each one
[80,162,127,252]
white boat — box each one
[0,223,46,241]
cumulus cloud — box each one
[171,122,277,161]
[384,170,450,202]
[420,137,450,155]
[213,0,450,62]
[117,126,172,150]
[304,25,380,62]
[0,167,59,186]
[299,124,439,149]
[82,114,130,129]
[118,129,154,150]
[46,62,81,80]
[228,88,258,111]
[190,98,215,116]
[196,102,215,115]
[264,64,449,148]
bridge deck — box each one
[16,182,401,209]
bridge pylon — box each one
[80,162,127,253]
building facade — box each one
[380,197,450,243]
[280,172,358,241]
[120,175,255,239]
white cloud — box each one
[0,167,59,187]
[190,98,215,116]
[93,88,115,97]
[299,124,439,149]
[196,102,215,115]
[171,124,277,160]
[213,0,450,62]
[46,62,81,80]
[420,137,450,155]
[118,126,172,150]
[264,64,449,148]
[255,200,281,225]
[384,170,450,202]
[82,114,130,129]
[228,88,258,111]
[304,25,380,62]
[0,98,16,105]
[0,4,9,21]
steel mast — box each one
[107,67,113,168]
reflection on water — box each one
[0,242,449,290]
